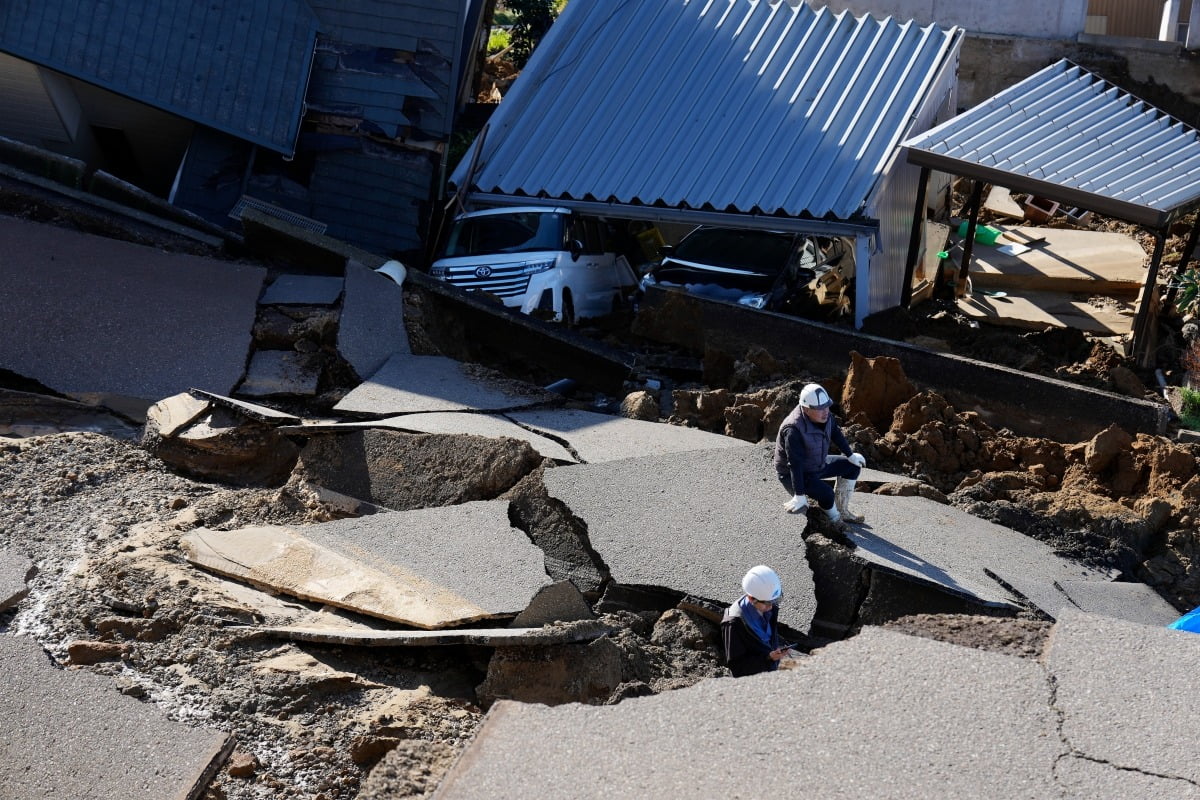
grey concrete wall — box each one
[806,0,1088,40]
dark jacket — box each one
[773,404,852,491]
[721,599,779,677]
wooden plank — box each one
[957,289,1137,335]
[963,226,1147,293]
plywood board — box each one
[957,290,1136,335]
[965,226,1146,293]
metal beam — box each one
[1134,231,1168,368]
[901,166,930,308]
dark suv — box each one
[639,226,853,318]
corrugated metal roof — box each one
[0,0,318,154]
[453,0,960,222]
[903,59,1200,229]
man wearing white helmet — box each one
[773,382,866,528]
[721,565,788,677]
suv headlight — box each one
[738,293,768,309]
[520,259,556,275]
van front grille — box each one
[441,264,532,298]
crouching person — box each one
[774,382,866,528]
[722,565,787,677]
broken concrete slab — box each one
[190,389,301,424]
[0,549,33,611]
[337,260,411,381]
[542,446,817,631]
[982,185,1025,219]
[846,494,1110,613]
[281,412,575,462]
[143,396,300,486]
[259,273,344,305]
[237,350,322,397]
[506,408,752,463]
[292,428,543,509]
[1054,579,1180,627]
[144,391,210,438]
[0,388,140,439]
[0,216,263,401]
[1047,609,1200,784]
[182,501,550,628]
[334,354,553,415]
[0,634,232,799]
[242,619,614,647]
[511,580,594,627]
[956,289,1136,336]
[436,627,1060,798]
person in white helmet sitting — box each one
[721,565,788,677]
[774,382,866,528]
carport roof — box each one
[453,0,960,225]
[903,59,1200,229]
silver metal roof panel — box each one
[904,60,1200,228]
[454,0,960,223]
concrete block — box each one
[259,274,344,305]
[0,549,33,611]
[337,259,411,381]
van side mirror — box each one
[569,239,584,261]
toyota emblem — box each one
[474,266,493,278]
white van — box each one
[430,206,638,323]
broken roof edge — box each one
[463,192,879,238]
[0,27,318,156]
[902,148,1173,229]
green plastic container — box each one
[956,220,1002,246]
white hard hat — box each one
[741,565,782,603]
[799,382,833,410]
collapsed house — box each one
[0,0,488,257]
[448,0,964,328]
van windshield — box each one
[442,212,567,257]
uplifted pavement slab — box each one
[238,350,322,397]
[845,494,1110,612]
[0,388,139,439]
[542,446,816,631]
[506,408,750,463]
[0,216,263,401]
[0,549,33,611]
[0,635,232,799]
[181,501,550,628]
[280,412,574,462]
[337,260,411,380]
[335,354,553,414]
[243,618,614,647]
[1054,579,1180,627]
[259,273,343,305]
[1047,609,1200,784]
[435,627,1060,799]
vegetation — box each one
[1181,387,1200,430]
[487,28,511,55]
[503,0,566,69]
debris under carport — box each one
[0,635,233,799]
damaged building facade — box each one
[0,0,487,258]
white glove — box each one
[849,452,866,469]
[783,494,808,513]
